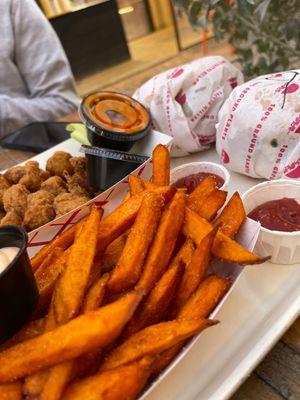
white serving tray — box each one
[4,140,300,399]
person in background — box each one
[0,0,79,138]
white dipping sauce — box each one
[0,247,19,274]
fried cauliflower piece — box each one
[0,174,11,207]
[0,211,23,227]
[25,161,40,172]
[4,166,26,184]
[24,205,55,231]
[46,151,73,177]
[25,161,50,180]
[19,172,42,192]
[27,190,54,206]
[54,192,89,217]
[67,157,97,196]
[18,161,50,192]
[40,170,51,181]
[41,176,67,197]
[3,184,29,218]
[23,190,55,231]
[69,157,86,173]
[0,174,11,190]
[63,171,90,197]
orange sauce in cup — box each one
[83,92,150,134]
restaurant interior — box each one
[36,0,221,96]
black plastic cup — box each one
[0,226,39,344]
[80,91,151,152]
[81,145,149,192]
[86,122,150,152]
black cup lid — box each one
[80,91,151,142]
[80,145,149,164]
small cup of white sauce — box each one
[0,247,20,274]
[0,226,39,343]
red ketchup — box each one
[173,172,224,194]
[248,198,300,232]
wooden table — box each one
[1,42,299,400]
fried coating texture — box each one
[4,166,26,184]
[3,184,29,217]
[0,174,11,207]
[64,157,89,195]
[69,157,91,193]
[64,171,89,197]
[69,157,86,173]
[24,191,55,231]
[19,172,42,192]
[41,176,67,197]
[0,211,23,227]
[27,190,54,206]
[24,206,55,231]
[0,156,91,231]
[0,174,11,191]
[1,155,91,231]
[16,161,49,192]
[46,151,73,177]
[54,192,90,217]
[26,161,50,180]
[40,170,51,181]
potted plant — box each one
[172,0,300,78]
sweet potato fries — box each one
[0,145,269,400]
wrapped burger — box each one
[134,56,243,157]
[216,70,300,180]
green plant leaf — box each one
[254,0,271,22]
[172,0,300,78]
[188,1,203,26]
[173,0,192,10]
[283,19,300,41]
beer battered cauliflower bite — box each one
[0,152,91,231]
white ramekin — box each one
[242,180,300,265]
[170,162,230,190]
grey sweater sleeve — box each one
[0,0,79,136]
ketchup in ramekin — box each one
[248,198,300,232]
[173,172,225,194]
[242,180,300,264]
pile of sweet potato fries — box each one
[0,145,268,400]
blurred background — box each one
[36,0,299,98]
[36,0,225,97]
